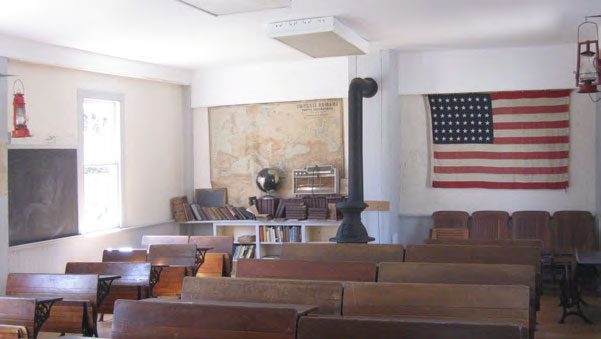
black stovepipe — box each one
[330,77,378,243]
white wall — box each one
[191,57,348,107]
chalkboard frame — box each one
[194,188,227,207]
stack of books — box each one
[170,196,190,222]
[308,207,328,220]
[259,226,301,243]
[256,198,280,217]
[285,202,307,220]
[233,244,255,260]
[187,204,256,221]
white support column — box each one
[596,98,601,246]
[348,50,401,244]
[0,57,9,291]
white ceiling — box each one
[0,0,600,70]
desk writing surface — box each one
[576,251,601,265]
[141,298,318,314]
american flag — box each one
[427,89,571,189]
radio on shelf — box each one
[292,165,339,195]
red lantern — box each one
[12,80,31,138]
[576,20,601,93]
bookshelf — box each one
[179,220,341,260]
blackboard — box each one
[194,188,227,207]
[8,149,79,246]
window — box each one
[80,95,122,232]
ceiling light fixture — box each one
[176,0,291,16]
[267,17,369,58]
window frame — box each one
[77,90,125,234]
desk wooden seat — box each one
[181,277,343,315]
[236,259,377,282]
[343,282,530,339]
[102,249,147,263]
[65,262,151,314]
[297,316,523,339]
[112,299,312,338]
[280,243,404,263]
[141,235,190,249]
[0,324,28,338]
[406,244,541,310]
[378,262,536,336]
[147,244,197,297]
[6,274,98,336]
[189,236,234,276]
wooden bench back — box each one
[430,228,469,240]
[189,236,234,257]
[432,210,469,228]
[405,244,541,273]
[236,259,377,282]
[280,243,404,263]
[141,235,190,249]
[553,210,597,255]
[102,249,147,262]
[0,297,36,337]
[66,262,151,287]
[181,277,343,315]
[6,273,98,303]
[112,299,301,338]
[471,211,510,240]
[147,244,197,266]
[424,239,543,249]
[378,262,536,334]
[297,316,523,339]
[343,282,529,337]
[512,211,552,254]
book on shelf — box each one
[180,204,257,221]
[259,225,302,243]
[233,244,256,260]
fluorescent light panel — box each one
[177,0,291,16]
[267,17,369,58]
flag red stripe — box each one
[493,120,569,130]
[490,90,572,100]
[432,181,569,189]
[494,136,569,144]
[434,166,568,175]
[434,151,569,160]
[492,105,569,115]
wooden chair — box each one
[552,211,597,255]
[147,244,197,297]
[65,262,151,314]
[141,235,189,249]
[430,228,469,240]
[181,277,343,315]
[512,211,552,255]
[188,236,234,276]
[297,316,523,339]
[112,299,310,338]
[378,262,536,337]
[236,259,377,282]
[6,274,99,336]
[280,243,404,263]
[102,249,147,263]
[343,282,530,339]
[432,211,469,228]
[471,211,510,240]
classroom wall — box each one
[5,60,184,274]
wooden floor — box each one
[38,294,601,338]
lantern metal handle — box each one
[13,79,24,95]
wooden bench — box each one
[6,274,99,336]
[280,243,404,263]
[141,235,189,249]
[430,228,469,240]
[297,316,523,339]
[0,297,62,338]
[189,236,234,276]
[424,239,543,249]
[343,282,530,339]
[0,324,29,338]
[112,299,313,338]
[102,249,147,263]
[65,262,151,314]
[236,259,377,282]
[406,244,542,310]
[147,244,197,297]
[181,277,343,315]
[378,262,536,337]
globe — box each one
[256,168,279,193]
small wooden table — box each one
[559,250,601,323]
